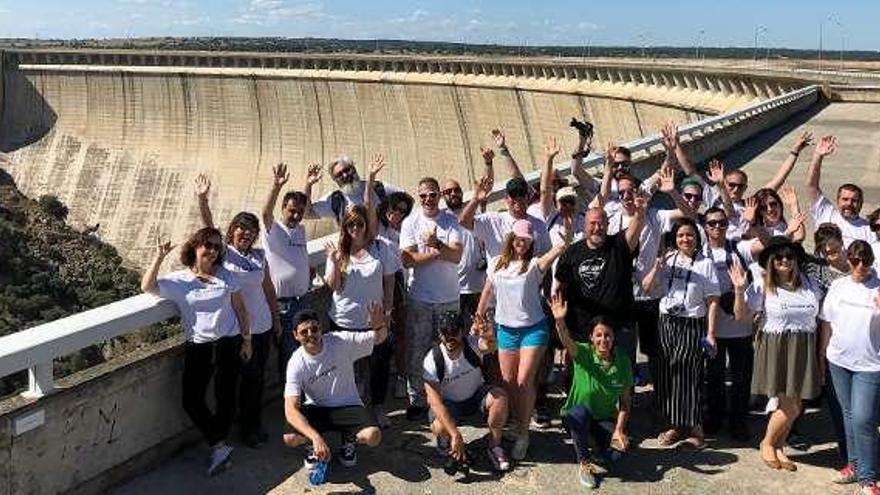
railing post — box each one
[22,362,53,399]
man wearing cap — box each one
[309,155,404,224]
[805,135,874,247]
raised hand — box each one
[550,291,568,320]
[491,128,506,148]
[194,173,211,198]
[272,163,290,188]
[368,153,386,180]
[544,135,562,160]
[793,130,814,153]
[474,176,494,202]
[743,196,758,224]
[604,142,617,167]
[707,159,725,185]
[305,163,322,186]
[480,146,495,165]
[786,211,808,236]
[324,241,343,266]
[659,165,676,193]
[660,121,680,151]
[155,235,176,258]
[728,258,748,291]
[779,185,798,208]
[560,214,574,245]
[814,135,838,158]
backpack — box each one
[330,181,387,223]
[432,341,482,384]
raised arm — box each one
[194,174,215,228]
[662,121,696,177]
[550,292,579,359]
[323,241,344,292]
[706,159,736,218]
[625,192,649,252]
[458,176,493,230]
[302,163,322,219]
[765,131,812,191]
[364,154,385,241]
[538,136,562,218]
[538,223,572,272]
[806,135,838,203]
[728,260,749,321]
[492,129,529,190]
[140,237,175,295]
[263,163,290,232]
[658,165,697,220]
[570,128,598,196]
[780,186,806,243]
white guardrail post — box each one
[0,84,819,399]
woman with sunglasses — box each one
[730,236,822,471]
[820,240,880,494]
[747,187,806,242]
[325,159,398,429]
[475,219,571,460]
[642,217,721,448]
[194,174,279,448]
[141,227,252,476]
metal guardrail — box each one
[0,84,820,398]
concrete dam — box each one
[0,49,791,269]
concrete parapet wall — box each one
[828,85,880,103]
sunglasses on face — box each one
[345,219,366,230]
[773,250,794,261]
[419,191,439,200]
[619,188,635,197]
[726,182,747,190]
[333,166,354,180]
[705,219,729,228]
[764,200,780,208]
[849,256,873,267]
[682,193,702,201]
[441,187,462,196]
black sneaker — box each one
[406,405,428,422]
[531,407,552,429]
[339,436,358,467]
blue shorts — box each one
[496,319,550,351]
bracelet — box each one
[498,147,511,156]
[571,151,588,159]
[789,150,800,157]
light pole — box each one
[836,20,845,71]
[819,13,837,72]
[753,25,766,65]
[695,29,705,62]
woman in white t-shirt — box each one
[749,187,806,242]
[195,174,278,448]
[325,204,397,427]
[730,236,821,472]
[141,227,252,476]
[820,240,880,489]
[642,217,720,449]
[474,219,570,461]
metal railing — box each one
[0,84,820,398]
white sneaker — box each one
[511,432,530,461]
[765,396,779,413]
[373,405,391,429]
[207,443,233,476]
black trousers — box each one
[239,331,272,437]
[705,336,754,428]
[182,335,241,446]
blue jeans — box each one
[829,362,880,484]
[277,297,304,383]
[562,405,613,463]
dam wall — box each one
[0,57,752,270]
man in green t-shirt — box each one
[550,293,633,489]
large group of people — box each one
[141,118,880,494]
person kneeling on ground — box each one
[424,312,511,473]
[550,293,633,490]
[282,305,386,473]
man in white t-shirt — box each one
[400,177,464,420]
[806,135,874,247]
[262,163,319,382]
[282,307,387,470]
[424,312,510,473]
[442,177,488,326]
[308,155,404,224]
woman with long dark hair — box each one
[475,219,570,460]
[730,236,822,471]
[195,174,278,448]
[642,217,720,448]
[749,187,806,242]
[141,227,251,476]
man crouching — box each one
[424,311,511,473]
[282,304,386,477]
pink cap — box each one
[512,219,533,240]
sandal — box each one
[682,435,706,450]
[657,429,683,446]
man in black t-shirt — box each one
[555,201,646,358]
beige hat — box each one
[555,186,577,201]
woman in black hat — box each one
[730,236,823,471]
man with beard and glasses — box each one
[806,135,874,247]
[400,177,464,420]
[309,155,404,225]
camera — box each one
[667,303,685,316]
[570,117,594,139]
[443,453,470,477]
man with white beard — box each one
[309,155,405,225]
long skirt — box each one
[657,313,706,429]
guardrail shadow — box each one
[0,66,57,153]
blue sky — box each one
[0,0,875,51]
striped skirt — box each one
[657,313,707,428]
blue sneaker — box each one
[308,460,329,486]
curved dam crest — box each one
[0,55,755,269]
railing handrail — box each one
[0,84,820,398]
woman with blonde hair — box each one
[475,219,570,460]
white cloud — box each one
[389,9,429,25]
[231,0,326,25]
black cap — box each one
[505,177,529,199]
[758,236,806,269]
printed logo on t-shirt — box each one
[306,365,338,385]
[444,367,478,385]
[577,257,606,294]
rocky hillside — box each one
[0,168,175,396]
